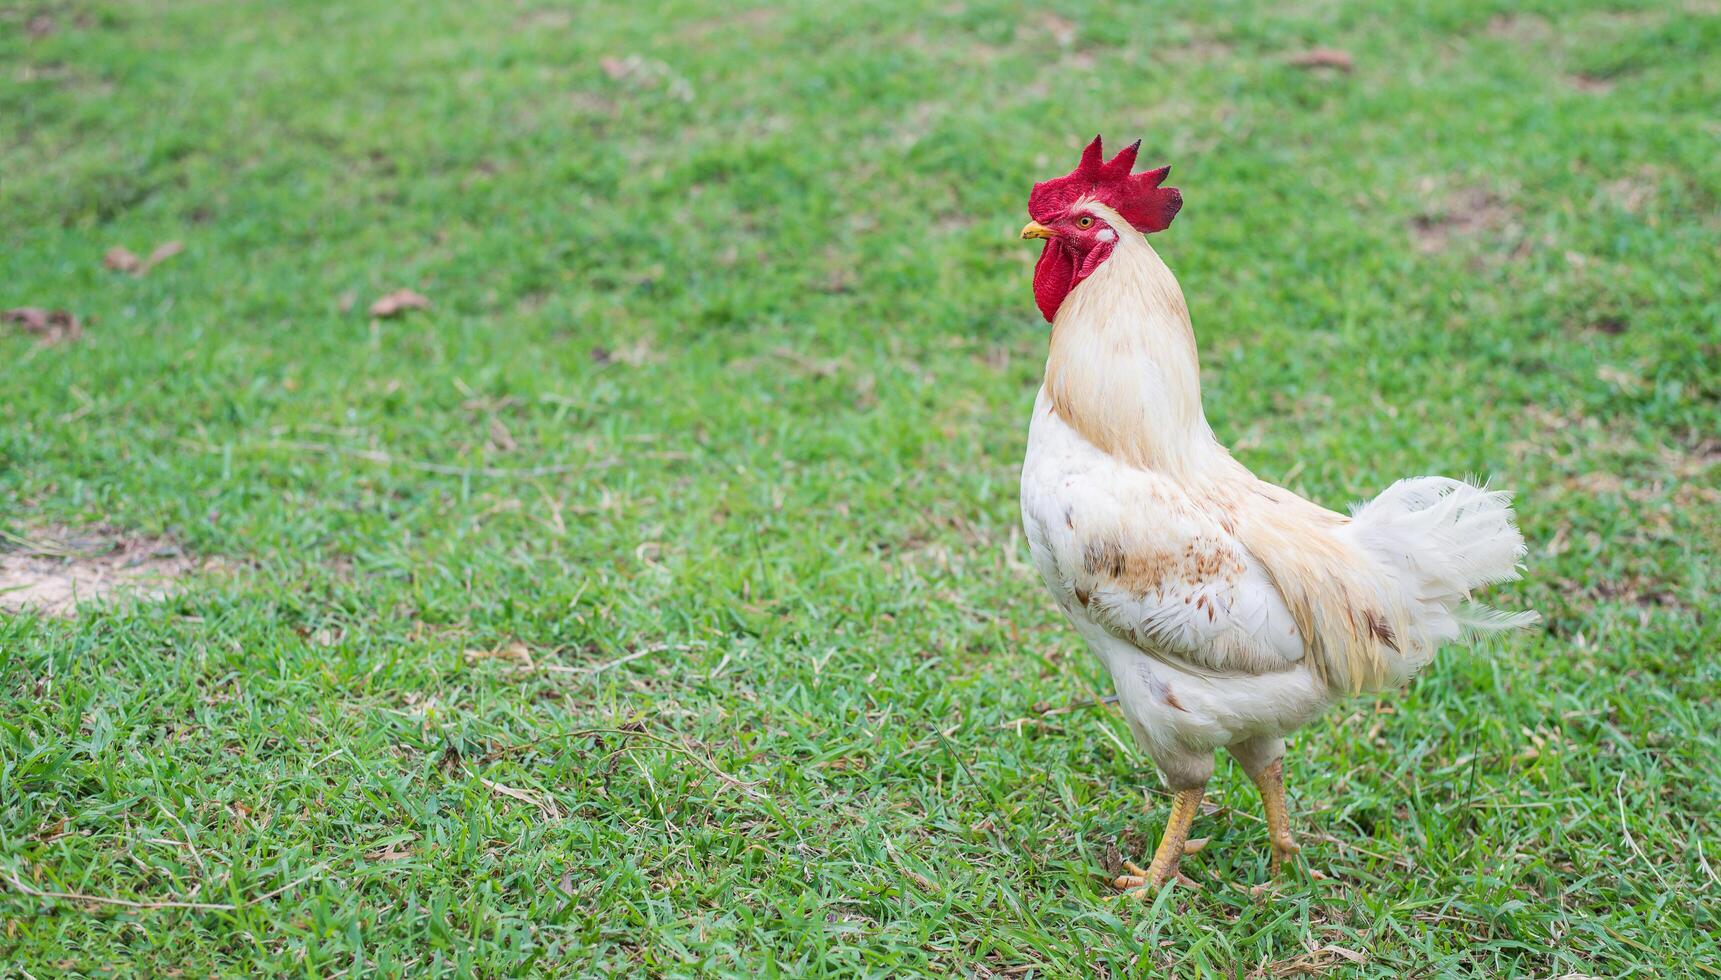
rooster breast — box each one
[1019,387,1332,769]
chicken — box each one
[1016,137,1538,893]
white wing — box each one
[1022,403,1305,677]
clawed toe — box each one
[1112,859,1163,893]
[1112,868,1201,897]
[1111,857,1185,895]
[1269,835,1302,875]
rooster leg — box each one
[1229,737,1301,875]
[1252,758,1301,874]
[1113,787,1204,895]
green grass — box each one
[3,0,1718,974]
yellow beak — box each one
[1020,220,1055,240]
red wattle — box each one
[1032,238,1116,322]
[1032,242,1074,322]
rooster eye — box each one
[1076,216,1094,229]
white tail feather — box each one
[1343,477,1540,661]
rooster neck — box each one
[1041,219,1219,478]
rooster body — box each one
[1016,140,1535,890]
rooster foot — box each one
[1269,834,1302,876]
[1112,858,1201,895]
[1111,788,1206,897]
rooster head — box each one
[1021,135,1181,322]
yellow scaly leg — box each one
[1113,787,1204,895]
[1252,758,1301,874]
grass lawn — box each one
[3,0,1718,974]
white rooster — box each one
[1016,136,1538,892]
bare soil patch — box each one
[1410,185,1520,254]
[0,526,198,617]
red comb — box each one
[1028,135,1181,233]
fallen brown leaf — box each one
[369,289,431,317]
[478,776,563,819]
[104,241,184,276]
[31,817,69,842]
[144,240,184,271]
[463,641,534,666]
[365,844,413,862]
[104,247,143,274]
[1249,943,1367,978]
[1287,48,1354,72]
[3,307,83,344]
[1324,946,1365,965]
[307,626,343,647]
[487,417,518,452]
[337,290,357,313]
